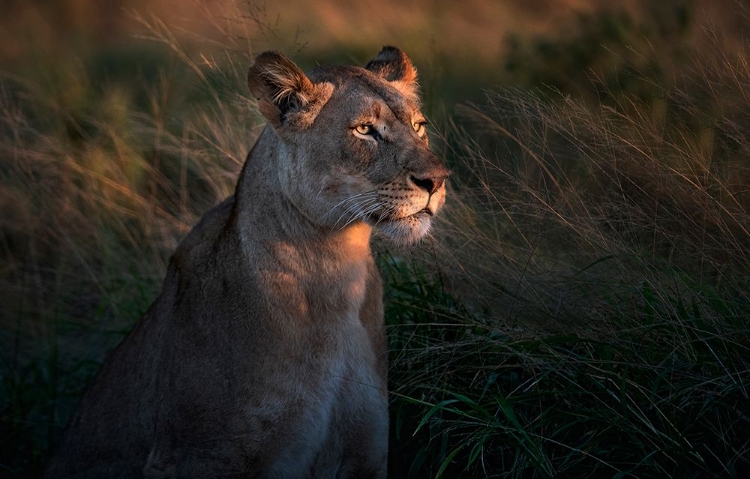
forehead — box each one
[308,65,419,122]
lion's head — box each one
[247,46,448,245]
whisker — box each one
[323,190,377,220]
[332,194,379,230]
[359,201,382,218]
[341,199,382,229]
[376,203,398,225]
[336,197,377,225]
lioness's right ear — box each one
[365,46,419,101]
[248,51,331,129]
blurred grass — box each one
[386,81,750,477]
[2,0,750,477]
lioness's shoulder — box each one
[170,196,236,273]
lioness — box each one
[45,46,447,478]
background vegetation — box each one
[2,0,749,477]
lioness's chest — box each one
[259,307,386,476]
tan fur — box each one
[45,46,448,479]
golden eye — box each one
[413,121,427,136]
[355,124,373,135]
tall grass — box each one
[386,25,750,479]
[0,13,258,474]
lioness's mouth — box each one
[370,208,434,246]
[365,209,430,225]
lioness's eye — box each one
[355,124,373,135]
[413,121,427,136]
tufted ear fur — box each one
[365,46,419,100]
[248,51,332,129]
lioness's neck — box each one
[234,127,373,263]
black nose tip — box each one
[411,174,446,195]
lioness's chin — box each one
[374,213,432,246]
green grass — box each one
[2,1,750,478]
[385,260,749,477]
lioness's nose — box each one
[410,172,448,195]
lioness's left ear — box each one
[365,46,418,98]
[248,51,332,129]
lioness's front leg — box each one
[339,261,389,478]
